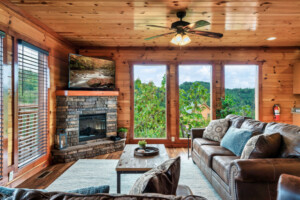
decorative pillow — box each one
[67,185,109,195]
[203,119,230,142]
[129,156,180,195]
[241,133,281,159]
[220,127,255,156]
[0,185,109,199]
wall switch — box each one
[171,137,175,142]
[9,171,14,182]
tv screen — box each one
[68,54,115,89]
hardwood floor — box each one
[17,148,188,189]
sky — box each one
[134,64,258,89]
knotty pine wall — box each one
[0,3,75,186]
[80,47,300,143]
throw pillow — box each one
[241,133,281,159]
[220,127,254,156]
[203,119,230,142]
[67,185,109,195]
[129,156,180,195]
[0,185,109,199]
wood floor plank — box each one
[17,148,188,189]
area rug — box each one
[47,158,221,200]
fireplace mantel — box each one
[56,90,119,96]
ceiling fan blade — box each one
[144,32,176,41]
[188,30,223,39]
[146,25,171,30]
[184,20,210,30]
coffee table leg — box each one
[117,172,121,193]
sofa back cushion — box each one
[241,133,282,159]
[240,119,267,133]
[225,114,250,128]
[264,122,300,158]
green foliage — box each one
[180,81,210,106]
[117,127,128,133]
[216,93,255,119]
[138,140,147,146]
[134,77,255,139]
[18,69,38,104]
[179,82,211,138]
[134,75,167,138]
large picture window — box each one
[178,65,212,138]
[133,64,167,138]
[17,41,48,168]
[221,64,259,119]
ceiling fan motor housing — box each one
[171,21,190,30]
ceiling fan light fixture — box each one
[180,35,191,46]
[170,34,191,46]
[170,34,183,45]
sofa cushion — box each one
[203,119,230,142]
[129,156,180,195]
[212,156,239,184]
[198,145,234,167]
[225,114,249,128]
[221,127,256,156]
[241,119,267,133]
[241,133,281,159]
[264,122,300,158]
[193,138,219,154]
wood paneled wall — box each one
[0,3,75,186]
[80,47,300,143]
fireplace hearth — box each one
[79,114,106,142]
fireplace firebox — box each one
[79,114,106,142]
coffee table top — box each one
[116,144,169,172]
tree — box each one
[179,82,210,138]
[134,76,166,138]
[216,95,254,119]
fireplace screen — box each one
[79,114,106,142]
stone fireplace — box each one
[52,90,125,163]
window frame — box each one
[177,63,214,139]
[129,62,171,144]
[12,38,50,178]
[222,61,262,120]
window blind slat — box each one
[0,33,4,176]
[18,41,48,168]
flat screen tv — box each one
[68,54,115,89]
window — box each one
[0,31,5,175]
[17,41,48,168]
[133,64,167,138]
[222,64,258,119]
[178,65,212,138]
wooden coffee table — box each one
[115,144,169,193]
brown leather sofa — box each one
[277,174,300,200]
[191,114,300,200]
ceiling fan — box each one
[145,11,223,46]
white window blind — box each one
[17,40,48,168]
[0,31,5,175]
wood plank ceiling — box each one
[8,0,300,47]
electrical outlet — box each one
[171,137,175,142]
[9,171,14,182]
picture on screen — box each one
[69,54,115,89]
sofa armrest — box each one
[230,158,300,183]
[191,128,205,140]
